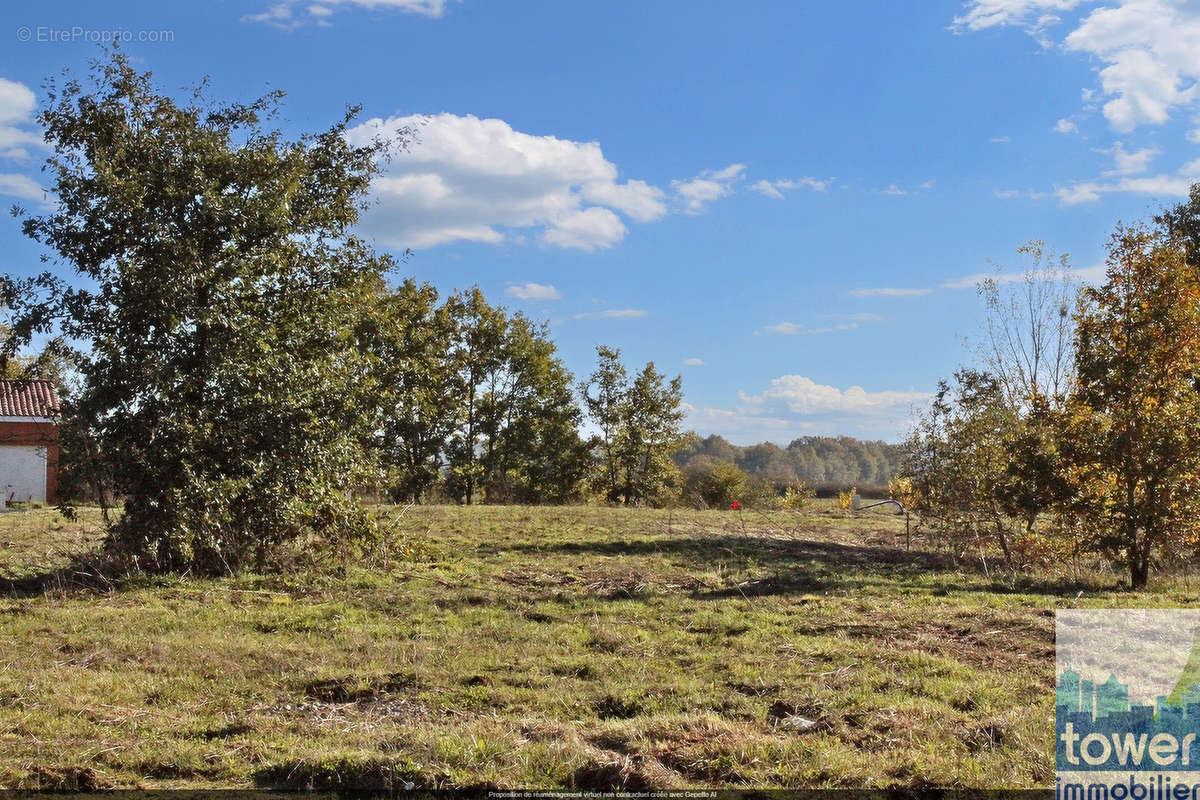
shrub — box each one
[837,486,857,510]
[781,484,814,510]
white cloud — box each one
[951,0,1086,34]
[848,287,933,297]
[1055,172,1193,205]
[740,375,929,418]
[765,312,884,335]
[990,135,1012,143]
[994,188,1051,200]
[940,270,1029,289]
[0,78,44,160]
[685,375,930,441]
[1064,1,1200,133]
[1101,140,1160,175]
[671,163,744,214]
[682,403,802,445]
[505,282,561,301]
[764,322,840,335]
[572,308,648,320]
[749,176,831,199]
[943,262,1107,289]
[683,357,705,366]
[1054,118,1079,134]
[245,0,449,28]
[581,178,667,222]
[541,207,625,251]
[345,113,667,250]
[0,173,46,203]
[957,0,1200,133]
[882,184,908,196]
[1074,262,1108,283]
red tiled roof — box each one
[0,380,59,417]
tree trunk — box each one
[1130,554,1150,590]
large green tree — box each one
[582,347,684,505]
[357,278,459,503]
[4,53,406,572]
[476,314,589,504]
[580,345,627,499]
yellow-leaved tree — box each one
[1066,224,1200,589]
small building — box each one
[0,380,60,505]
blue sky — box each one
[1,0,1197,444]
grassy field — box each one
[0,501,1188,790]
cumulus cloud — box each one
[0,173,47,203]
[671,163,744,214]
[682,375,930,441]
[956,0,1200,133]
[0,78,44,160]
[1101,141,1160,175]
[505,282,561,301]
[1055,117,1079,134]
[541,207,625,251]
[683,357,705,366]
[572,308,648,320]
[345,113,667,251]
[848,287,933,297]
[245,0,450,28]
[682,403,804,445]
[739,375,929,418]
[748,176,831,199]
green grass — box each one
[0,502,1187,790]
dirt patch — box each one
[303,671,419,702]
[655,748,749,784]
[27,766,116,791]
[594,695,642,720]
[569,751,676,790]
[254,756,436,792]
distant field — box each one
[0,502,1189,790]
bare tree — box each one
[976,241,1077,410]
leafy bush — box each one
[781,484,814,510]
[837,487,857,510]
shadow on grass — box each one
[0,548,148,599]
[493,534,1116,599]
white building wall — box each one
[0,445,47,503]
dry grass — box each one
[0,502,1176,789]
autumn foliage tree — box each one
[1064,225,1200,589]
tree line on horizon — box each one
[674,434,901,503]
